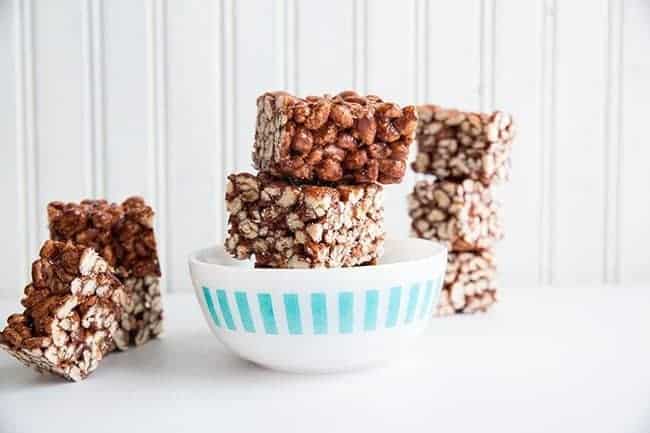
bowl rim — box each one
[188,238,447,277]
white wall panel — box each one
[0,1,27,298]
[620,0,650,286]
[296,0,354,95]
[366,0,416,106]
[493,0,544,287]
[551,0,608,285]
[102,0,152,201]
[233,0,278,172]
[166,0,218,291]
[427,0,481,110]
[1,0,650,294]
[367,0,417,239]
[32,0,89,245]
[603,0,623,286]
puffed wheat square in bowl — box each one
[189,238,446,373]
[225,172,385,269]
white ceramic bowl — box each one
[188,238,447,373]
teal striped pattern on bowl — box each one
[200,278,442,336]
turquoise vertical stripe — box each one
[216,289,236,330]
[235,292,255,333]
[429,276,444,315]
[364,290,379,331]
[419,280,434,319]
[405,283,420,323]
[202,287,221,327]
[385,286,402,328]
[338,292,354,334]
[283,294,303,335]
[258,293,278,335]
[310,293,328,335]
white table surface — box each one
[1,287,649,433]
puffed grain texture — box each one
[225,173,385,268]
[254,91,417,185]
[413,105,515,185]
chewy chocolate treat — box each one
[225,173,385,268]
[436,250,497,316]
[0,241,127,382]
[253,91,418,185]
[47,197,162,349]
[412,105,515,185]
[408,179,502,251]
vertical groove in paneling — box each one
[81,0,105,198]
[617,4,624,284]
[362,0,368,94]
[479,0,495,111]
[539,0,556,286]
[604,0,623,285]
[146,0,169,290]
[15,0,38,273]
[614,0,625,284]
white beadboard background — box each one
[0,0,649,297]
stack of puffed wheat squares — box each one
[409,105,515,315]
[0,197,163,381]
[225,90,418,269]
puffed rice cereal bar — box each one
[408,179,502,251]
[413,105,515,185]
[436,250,497,316]
[47,197,163,350]
[0,241,127,381]
[253,91,418,185]
[225,172,385,268]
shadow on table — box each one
[0,364,66,393]
[1,329,405,392]
[107,329,389,388]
